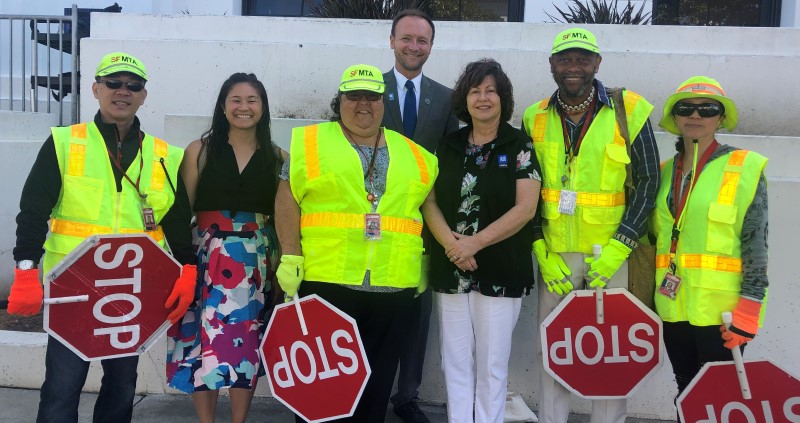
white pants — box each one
[537,252,629,423]
[436,291,523,423]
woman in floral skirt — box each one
[167,72,282,423]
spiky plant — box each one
[305,0,432,19]
[546,0,651,24]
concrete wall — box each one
[82,14,800,140]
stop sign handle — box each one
[43,295,90,305]
[722,311,752,400]
[292,295,309,336]
[593,244,604,325]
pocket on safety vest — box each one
[404,180,430,218]
[600,143,630,191]
[60,175,104,220]
[706,202,737,255]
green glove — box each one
[276,255,304,298]
[532,239,573,295]
[585,239,632,288]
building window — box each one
[242,0,524,22]
[242,0,320,17]
[652,0,781,26]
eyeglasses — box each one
[100,79,145,92]
[344,91,382,102]
[672,102,723,118]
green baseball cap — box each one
[659,76,738,135]
[95,52,148,81]
[552,28,600,55]
[339,64,385,94]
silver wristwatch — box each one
[16,260,36,270]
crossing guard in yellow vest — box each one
[653,76,769,414]
[521,28,661,423]
[275,64,437,421]
[7,51,196,423]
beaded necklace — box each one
[557,85,595,115]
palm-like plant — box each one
[305,0,431,19]
[546,0,651,24]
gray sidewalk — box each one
[0,387,671,422]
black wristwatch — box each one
[16,260,37,270]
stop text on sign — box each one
[549,323,655,366]
[694,397,800,423]
[92,243,144,349]
[272,329,360,388]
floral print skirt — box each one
[166,210,277,393]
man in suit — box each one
[382,8,459,423]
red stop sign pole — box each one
[260,294,371,423]
[678,359,800,422]
[541,288,664,399]
[44,234,181,361]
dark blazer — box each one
[429,122,536,291]
[382,69,459,153]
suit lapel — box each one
[414,75,433,138]
[382,71,403,133]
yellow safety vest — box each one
[522,90,653,253]
[652,149,767,325]
[289,122,437,288]
[42,122,183,274]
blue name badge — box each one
[498,154,508,168]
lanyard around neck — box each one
[107,131,146,200]
[560,93,597,166]
[669,140,719,254]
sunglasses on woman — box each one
[672,102,724,118]
[100,79,145,92]
[344,91,382,102]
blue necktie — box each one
[403,80,417,138]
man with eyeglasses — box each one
[521,28,660,423]
[381,9,458,423]
[7,51,196,423]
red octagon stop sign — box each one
[44,234,180,361]
[541,288,663,399]
[678,359,800,422]
[260,294,371,423]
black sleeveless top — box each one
[193,141,279,215]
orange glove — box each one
[165,264,197,324]
[720,297,761,349]
[7,268,43,316]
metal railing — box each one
[0,4,79,126]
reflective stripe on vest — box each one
[50,218,165,242]
[652,149,767,326]
[541,188,626,207]
[301,212,422,236]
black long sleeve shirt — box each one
[13,112,195,266]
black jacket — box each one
[429,122,535,290]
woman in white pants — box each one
[421,59,541,423]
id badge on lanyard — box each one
[365,213,381,240]
[141,199,158,231]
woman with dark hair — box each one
[166,72,282,423]
[275,64,437,422]
[420,59,541,423]
[654,76,768,418]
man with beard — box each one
[521,28,660,423]
[381,8,458,423]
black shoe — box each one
[393,401,431,423]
